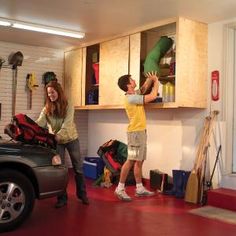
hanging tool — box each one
[42,71,57,86]
[26,73,38,110]
[8,51,23,69]
[8,51,24,116]
[12,68,17,116]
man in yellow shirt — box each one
[115,74,159,201]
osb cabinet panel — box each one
[99,36,129,106]
[175,18,207,107]
[66,17,207,110]
[64,49,83,107]
[129,33,141,86]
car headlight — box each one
[52,154,62,166]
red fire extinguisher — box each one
[211,70,219,101]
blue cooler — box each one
[83,157,104,179]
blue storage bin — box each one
[83,157,104,179]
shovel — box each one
[12,68,17,116]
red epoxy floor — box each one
[2,174,236,236]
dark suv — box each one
[0,139,68,232]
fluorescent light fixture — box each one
[12,23,85,39]
[0,20,11,26]
[0,17,85,39]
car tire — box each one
[0,169,35,232]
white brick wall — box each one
[75,110,88,158]
[0,41,64,139]
[0,41,88,163]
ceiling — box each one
[1,0,236,51]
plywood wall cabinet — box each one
[65,17,207,109]
[64,49,83,107]
[176,17,207,108]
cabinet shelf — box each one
[75,104,124,110]
[74,102,204,110]
[159,75,175,83]
[74,103,177,110]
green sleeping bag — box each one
[143,36,173,76]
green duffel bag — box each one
[143,36,173,76]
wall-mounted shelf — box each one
[75,104,124,110]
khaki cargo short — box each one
[127,130,147,161]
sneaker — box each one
[114,188,132,202]
[78,196,90,205]
[135,188,155,197]
[55,200,67,208]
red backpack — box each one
[97,139,136,185]
[4,113,57,149]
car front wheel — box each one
[0,169,35,232]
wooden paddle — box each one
[197,111,219,203]
[185,111,219,204]
[185,116,210,203]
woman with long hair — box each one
[36,81,89,208]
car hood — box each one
[0,141,57,167]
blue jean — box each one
[56,138,87,201]
[57,138,84,174]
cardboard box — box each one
[83,157,104,179]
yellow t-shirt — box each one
[124,92,146,132]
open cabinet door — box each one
[64,49,83,107]
[99,36,129,106]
